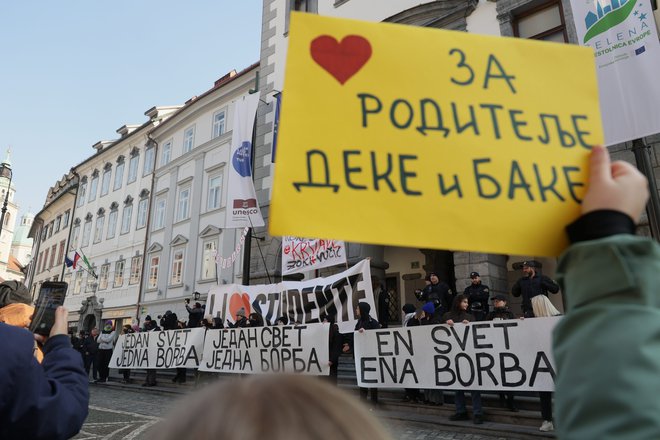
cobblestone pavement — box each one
[74,385,508,440]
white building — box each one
[0,152,21,282]
[141,64,259,323]
[63,106,179,332]
[27,173,77,300]
[11,212,34,267]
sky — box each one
[0,1,262,220]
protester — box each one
[372,276,389,328]
[401,303,416,327]
[419,272,453,320]
[185,299,204,328]
[553,146,659,439]
[275,316,288,326]
[1,305,89,440]
[442,295,483,424]
[83,327,99,382]
[141,315,161,387]
[321,313,343,385]
[248,312,265,327]
[419,302,443,406]
[343,302,380,403]
[229,308,249,328]
[402,307,425,404]
[486,294,518,412]
[120,324,134,383]
[511,261,560,318]
[95,320,116,383]
[212,313,224,329]
[463,272,490,321]
[149,375,391,440]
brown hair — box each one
[149,374,391,440]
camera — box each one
[185,298,190,304]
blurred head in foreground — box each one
[149,374,391,440]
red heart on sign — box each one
[310,35,372,85]
[229,292,251,320]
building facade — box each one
[0,154,20,282]
[140,64,259,323]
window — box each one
[114,160,125,190]
[148,255,159,289]
[88,174,98,202]
[120,204,133,234]
[176,187,190,221]
[285,0,318,32]
[48,222,54,238]
[77,180,87,207]
[49,245,57,268]
[130,256,142,285]
[202,240,217,280]
[143,147,155,175]
[160,140,172,166]
[63,210,70,227]
[81,219,92,247]
[99,264,110,290]
[74,271,83,294]
[128,153,139,183]
[93,215,105,243]
[207,174,223,211]
[43,248,50,272]
[136,198,148,229]
[212,110,226,138]
[183,126,195,153]
[513,1,568,43]
[58,240,65,265]
[37,251,44,273]
[54,216,61,233]
[106,208,118,239]
[101,166,112,196]
[71,223,80,249]
[114,260,125,287]
[170,248,184,285]
[153,197,166,229]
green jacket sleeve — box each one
[553,234,660,440]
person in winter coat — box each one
[229,308,250,328]
[553,146,660,439]
[419,272,453,320]
[486,294,518,412]
[120,324,134,383]
[83,327,99,381]
[463,272,490,321]
[343,302,380,403]
[322,313,343,385]
[95,320,116,383]
[141,316,161,387]
[443,295,483,424]
[185,300,204,328]
[511,261,560,318]
[0,306,89,440]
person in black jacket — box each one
[229,308,250,328]
[443,295,484,424]
[343,302,380,403]
[420,272,453,320]
[185,300,204,328]
[463,272,490,321]
[322,313,343,385]
[486,294,518,412]
[82,327,99,382]
[511,261,559,318]
[141,317,161,387]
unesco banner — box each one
[570,0,660,145]
[198,323,330,375]
[354,317,559,391]
[109,328,206,370]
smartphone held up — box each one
[29,281,68,336]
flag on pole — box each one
[64,256,74,268]
[72,252,81,269]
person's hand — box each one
[446,319,454,326]
[358,328,365,333]
[328,361,333,366]
[342,343,350,353]
[34,306,69,345]
[461,320,469,324]
[582,146,649,223]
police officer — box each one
[511,260,560,318]
[463,272,490,321]
[420,272,453,320]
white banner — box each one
[281,237,347,275]
[198,324,330,375]
[208,259,375,334]
[570,0,660,145]
[354,317,559,391]
[109,328,206,370]
[226,93,264,227]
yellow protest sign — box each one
[270,13,603,257]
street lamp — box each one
[0,161,12,236]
